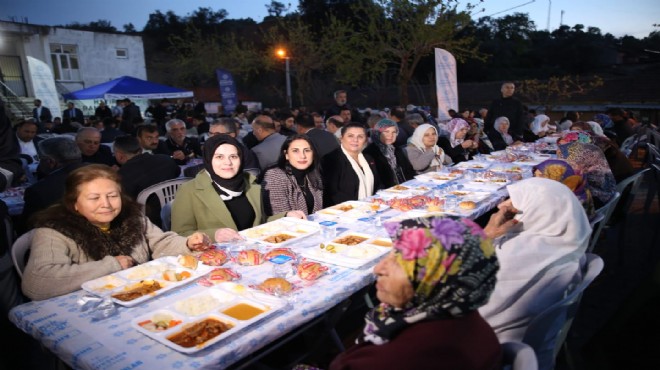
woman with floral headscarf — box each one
[437,118,476,164]
[479,178,591,346]
[533,159,595,218]
[566,124,634,183]
[363,119,415,188]
[330,216,502,370]
[556,132,617,206]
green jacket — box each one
[171,171,283,236]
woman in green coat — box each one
[171,135,304,242]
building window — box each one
[116,49,128,58]
[50,44,80,81]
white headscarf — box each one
[530,114,550,135]
[494,116,513,145]
[479,177,591,342]
[586,121,605,137]
[408,124,445,167]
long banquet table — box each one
[8,149,551,370]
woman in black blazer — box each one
[362,118,416,189]
[438,118,477,164]
[322,123,380,207]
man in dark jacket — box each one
[484,82,526,142]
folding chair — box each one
[643,143,660,214]
[522,253,604,370]
[588,192,621,253]
[613,169,650,265]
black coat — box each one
[438,136,472,164]
[62,108,84,124]
[484,97,526,141]
[32,106,52,123]
[20,162,86,233]
[362,142,416,189]
[322,148,380,207]
[118,153,181,199]
[81,145,115,166]
[306,128,339,158]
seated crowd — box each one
[1,93,649,369]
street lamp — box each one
[276,48,292,109]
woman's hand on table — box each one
[115,255,135,269]
[214,228,243,243]
[285,210,306,220]
[461,140,474,149]
[484,200,520,240]
[187,232,212,251]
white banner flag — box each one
[27,56,62,119]
[434,48,458,123]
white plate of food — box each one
[239,217,320,246]
[131,284,287,353]
[82,256,213,305]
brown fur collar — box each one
[36,202,146,261]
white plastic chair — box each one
[522,253,604,370]
[501,341,539,370]
[588,192,621,253]
[136,177,191,229]
[136,177,191,211]
[11,230,34,278]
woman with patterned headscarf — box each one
[330,216,502,370]
[479,178,591,346]
[437,118,476,164]
[363,119,415,188]
[566,124,634,183]
[556,132,618,207]
[533,159,595,218]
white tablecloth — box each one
[8,156,541,369]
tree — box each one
[516,75,604,112]
[167,25,264,87]
[266,1,290,17]
[264,17,331,106]
[340,0,484,104]
[63,19,117,33]
[123,23,136,33]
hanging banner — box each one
[215,69,237,114]
[27,56,62,119]
[434,48,458,123]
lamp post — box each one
[276,48,292,109]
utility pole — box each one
[546,0,552,31]
[560,10,565,27]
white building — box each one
[0,20,146,117]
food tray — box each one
[299,231,392,269]
[131,283,287,353]
[239,217,321,246]
[372,194,444,212]
[82,256,214,307]
[452,162,491,170]
[464,177,510,190]
[443,190,491,202]
[317,201,389,219]
[414,172,462,184]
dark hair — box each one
[295,114,315,129]
[113,135,142,155]
[16,120,37,128]
[340,122,367,137]
[38,136,82,163]
[136,124,159,137]
[275,134,323,189]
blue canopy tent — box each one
[62,76,193,100]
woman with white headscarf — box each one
[487,116,515,151]
[530,114,551,137]
[404,124,450,173]
[479,177,591,342]
[437,118,475,164]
